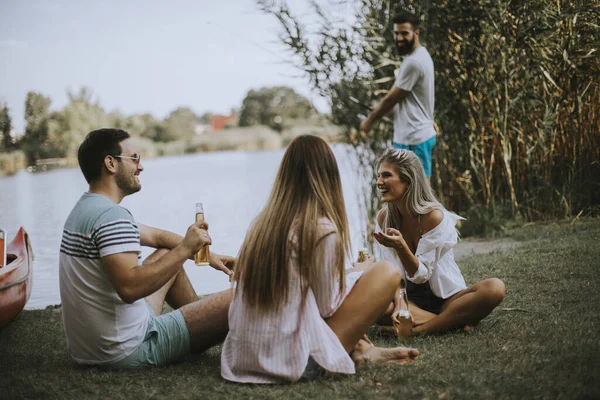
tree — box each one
[198,112,214,125]
[163,107,198,142]
[0,103,14,152]
[50,87,112,158]
[238,86,316,131]
[20,92,52,164]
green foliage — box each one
[4,88,203,167]
[21,91,52,165]
[428,0,600,221]
[163,107,198,142]
[120,113,168,142]
[258,0,600,238]
[239,86,317,132]
[0,150,26,175]
[0,103,15,152]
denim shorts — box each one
[393,135,437,177]
[108,302,191,369]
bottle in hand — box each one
[394,278,413,341]
[357,230,369,262]
[194,202,210,266]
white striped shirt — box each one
[221,218,356,383]
[59,192,148,365]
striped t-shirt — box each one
[59,192,149,365]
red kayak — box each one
[0,227,34,327]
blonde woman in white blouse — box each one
[373,148,506,335]
[221,135,419,384]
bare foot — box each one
[351,338,419,366]
[464,325,473,334]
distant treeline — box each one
[0,86,319,174]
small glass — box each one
[357,230,369,263]
[194,202,210,266]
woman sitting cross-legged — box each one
[221,135,419,384]
[373,148,506,335]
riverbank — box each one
[0,122,341,176]
[1,218,599,399]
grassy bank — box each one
[1,219,599,399]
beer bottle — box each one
[194,202,210,266]
[394,278,413,341]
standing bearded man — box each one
[360,12,437,178]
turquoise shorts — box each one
[393,136,436,177]
[108,302,191,369]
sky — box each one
[0,0,333,133]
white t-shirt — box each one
[393,46,436,145]
[59,192,149,365]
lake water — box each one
[0,146,367,309]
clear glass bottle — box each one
[394,278,413,341]
[194,202,210,266]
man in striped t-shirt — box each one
[59,128,234,368]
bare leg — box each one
[409,301,438,326]
[179,289,233,353]
[143,249,198,315]
[141,249,232,353]
[413,278,506,334]
[325,261,419,364]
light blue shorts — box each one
[393,135,437,177]
[108,302,191,369]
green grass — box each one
[2,219,599,399]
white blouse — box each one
[376,208,467,299]
[221,218,356,383]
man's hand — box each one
[360,118,373,134]
[180,220,211,258]
[373,228,407,252]
[209,252,235,277]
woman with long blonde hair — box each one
[373,148,506,335]
[221,135,418,383]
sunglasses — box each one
[114,154,141,165]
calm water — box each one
[0,146,366,309]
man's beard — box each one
[116,169,141,196]
[396,37,416,56]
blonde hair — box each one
[234,135,350,314]
[376,148,441,230]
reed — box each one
[258,0,600,237]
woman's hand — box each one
[373,228,406,252]
[209,252,236,277]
